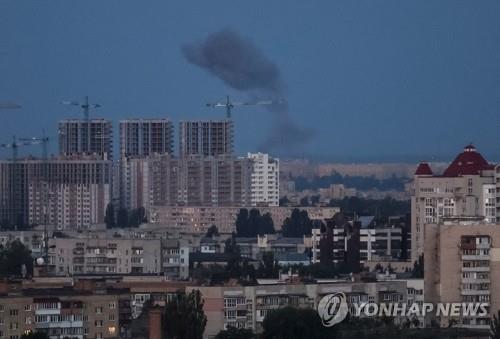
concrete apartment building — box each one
[47,237,162,276]
[58,119,113,160]
[424,221,500,330]
[0,283,125,339]
[148,206,340,234]
[311,225,406,264]
[247,153,279,207]
[411,144,498,261]
[0,157,112,229]
[179,120,233,157]
[121,154,253,210]
[119,119,174,159]
[189,281,408,338]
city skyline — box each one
[2,1,500,161]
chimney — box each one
[149,307,163,339]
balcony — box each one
[462,255,490,261]
[461,290,490,296]
[462,266,489,272]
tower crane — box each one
[19,132,50,161]
[62,96,101,152]
[206,96,277,119]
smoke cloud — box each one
[181,28,312,153]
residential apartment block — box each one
[424,221,500,330]
[119,119,174,159]
[121,154,253,210]
[179,120,233,157]
[148,206,340,234]
[247,153,279,207]
[58,119,113,160]
[411,144,498,261]
[0,283,126,339]
[0,157,112,229]
[189,281,408,338]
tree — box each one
[257,252,279,278]
[164,290,207,339]
[21,332,49,339]
[262,306,336,339]
[206,225,219,238]
[116,208,128,228]
[0,240,33,278]
[215,327,255,339]
[236,209,250,237]
[104,203,115,229]
[491,310,500,339]
[259,213,275,235]
[412,254,424,278]
[282,209,313,237]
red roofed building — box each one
[411,145,499,261]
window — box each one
[109,302,116,309]
[95,307,103,314]
[95,319,103,327]
[24,305,31,311]
[108,314,115,321]
[9,310,18,316]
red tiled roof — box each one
[442,144,494,177]
[415,162,433,176]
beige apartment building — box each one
[411,144,498,261]
[47,237,162,276]
[189,281,408,338]
[121,154,253,210]
[424,221,500,329]
[0,286,124,339]
[148,206,340,234]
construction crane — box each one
[62,96,101,152]
[206,96,277,119]
[19,132,50,161]
[0,136,36,161]
[0,101,21,110]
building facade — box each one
[411,144,498,261]
[58,119,113,160]
[121,155,253,210]
[119,119,174,159]
[179,120,233,157]
[424,222,500,330]
[0,158,112,229]
[247,153,279,207]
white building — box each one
[247,153,279,207]
[411,144,498,261]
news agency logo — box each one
[317,293,490,328]
[317,292,349,327]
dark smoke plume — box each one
[181,28,312,153]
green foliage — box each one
[214,326,255,339]
[164,290,207,339]
[104,203,115,229]
[492,310,500,339]
[21,332,49,339]
[262,306,336,339]
[412,254,424,278]
[0,240,33,278]
[256,252,279,279]
[279,196,291,207]
[294,172,407,192]
[282,209,313,237]
[115,207,147,228]
[206,225,219,238]
[329,197,410,222]
[236,208,275,237]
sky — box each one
[1,1,500,162]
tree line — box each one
[104,204,147,228]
